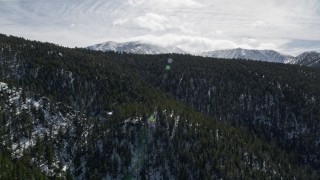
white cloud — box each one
[0,0,319,54]
[241,38,261,48]
[127,34,256,53]
[251,20,266,28]
[155,0,202,8]
[134,13,169,31]
[112,18,129,26]
[257,43,278,51]
[128,0,202,8]
[215,30,224,35]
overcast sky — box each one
[1,0,320,55]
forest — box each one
[0,34,319,179]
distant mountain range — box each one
[88,41,320,67]
[87,41,186,55]
[202,48,294,63]
[286,51,320,67]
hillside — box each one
[0,34,319,179]
[112,53,320,170]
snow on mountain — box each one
[0,81,88,177]
[88,41,320,67]
[87,41,186,54]
[202,48,292,63]
[286,51,320,67]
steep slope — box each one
[286,51,320,67]
[0,150,46,179]
[202,48,292,63]
[87,41,186,54]
[0,81,87,177]
[114,53,320,170]
[0,34,319,179]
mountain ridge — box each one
[202,48,293,63]
[87,41,186,54]
[286,51,320,67]
[88,41,319,67]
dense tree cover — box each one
[0,34,319,179]
[111,53,320,169]
[0,150,47,179]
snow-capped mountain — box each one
[202,48,293,63]
[87,41,186,54]
[88,41,320,67]
[286,51,320,67]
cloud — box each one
[257,43,278,51]
[134,13,169,31]
[155,0,202,8]
[0,0,319,55]
[128,0,202,8]
[113,18,129,26]
[127,34,282,53]
[127,34,262,53]
[281,39,320,55]
[284,39,320,49]
[132,13,191,33]
[215,30,224,35]
[251,20,266,28]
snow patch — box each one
[0,82,8,91]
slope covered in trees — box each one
[112,53,320,169]
[0,34,319,179]
[0,151,46,179]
